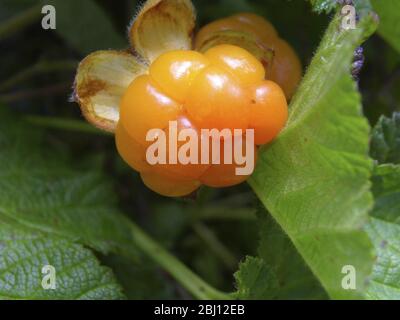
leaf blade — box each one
[249,13,377,299]
[0,108,134,256]
[0,222,124,300]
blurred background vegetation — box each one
[0,0,399,299]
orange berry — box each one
[204,44,265,85]
[195,18,249,49]
[185,65,248,131]
[140,170,200,197]
[150,50,210,102]
[247,80,288,145]
[116,40,289,197]
[151,115,210,180]
[200,134,258,188]
[195,14,278,49]
[267,39,302,100]
[120,75,182,143]
[115,122,150,172]
[194,13,301,99]
[231,13,278,43]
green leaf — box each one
[0,109,134,256]
[256,209,328,299]
[365,164,400,299]
[249,13,378,299]
[43,0,125,54]
[233,256,279,300]
[0,222,124,300]
[371,0,400,53]
[370,113,400,165]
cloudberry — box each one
[117,44,288,197]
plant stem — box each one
[128,221,232,300]
[0,5,42,41]
[193,222,237,271]
[25,115,111,136]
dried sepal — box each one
[129,0,196,63]
[195,30,275,76]
[74,50,147,132]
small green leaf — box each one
[0,222,124,300]
[249,13,378,299]
[365,164,400,299]
[43,0,125,54]
[370,112,400,165]
[0,109,134,256]
[371,0,400,53]
[233,256,279,300]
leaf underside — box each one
[0,223,124,300]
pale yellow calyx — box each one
[74,50,147,132]
[129,0,196,63]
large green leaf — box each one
[0,109,134,256]
[0,110,132,299]
[371,0,400,53]
[370,112,400,165]
[248,13,377,299]
[0,222,124,300]
[365,165,400,299]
